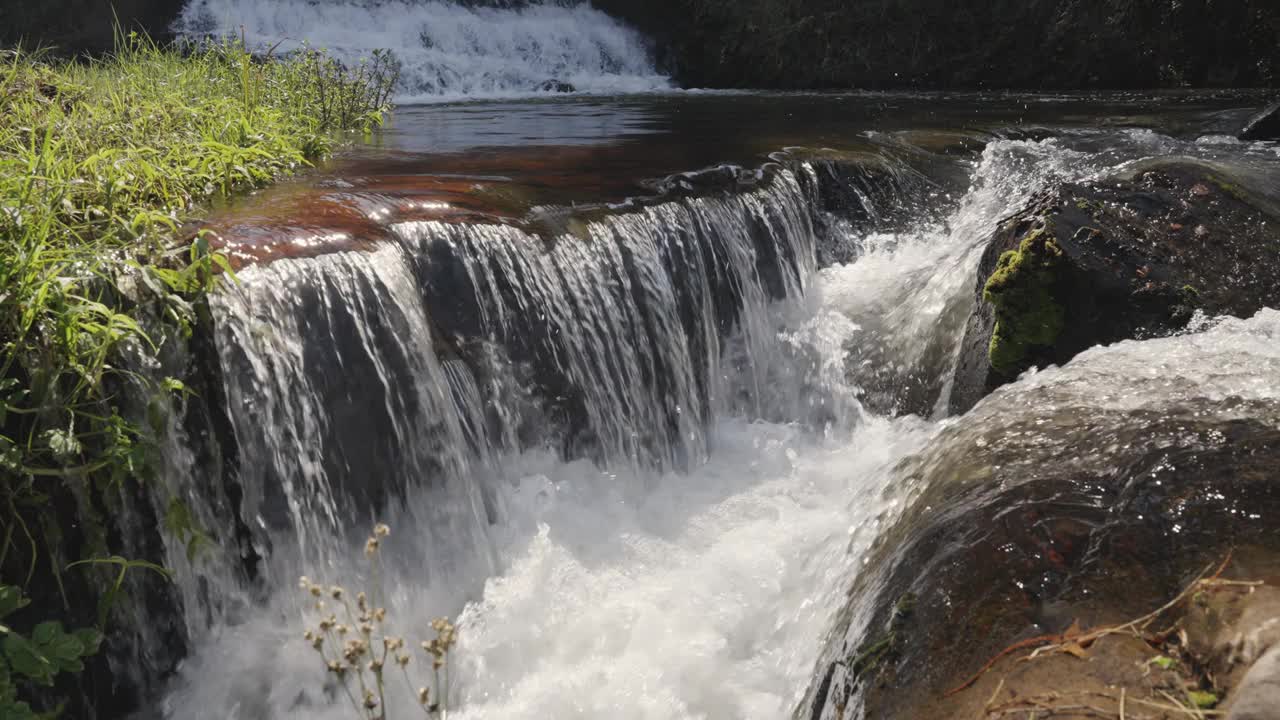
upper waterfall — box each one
[172,0,671,101]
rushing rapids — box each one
[99,89,1279,719]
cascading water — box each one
[172,0,671,100]
[147,131,1079,718]
[133,85,1280,720]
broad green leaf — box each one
[3,634,53,686]
[0,699,37,720]
[71,628,102,656]
[29,623,60,648]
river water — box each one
[134,88,1280,720]
[143,5,1280,717]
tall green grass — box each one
[0,32,397,713]
[1,30,396,477]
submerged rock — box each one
[949,161,1280,414]
[534,79,576,93]
[1240,99,1280,141]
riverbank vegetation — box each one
[0,31,397,716]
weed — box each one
[0,29,398,714]
[301,524,458,719]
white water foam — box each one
[173,0,671,101]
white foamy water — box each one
[173,0,671,101]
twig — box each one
[1200,579,1264,591]
[987,689,1227,720]
[1208,549,1233,582]
[1029,560,1220,660]
[1159,690,1205,719]
[945,633,1066,696]
[984,676,1007,713]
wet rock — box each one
[807,393,1280,719]
[1182,582,1280,719]
[534,79,576,93]
[1240,99,1280,141]
[949,161,1280,414]
[1231,647,1280,719]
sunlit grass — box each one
[0,42,399,712]
[0,30,396,481]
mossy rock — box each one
[982,227,1066,375]
[949,160,1280,415]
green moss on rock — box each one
[983,227,1066,375]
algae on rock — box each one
[982,226,1066,375]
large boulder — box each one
[949,161,1280,414]
[807,312,1280,718]
[1240,99,1280,141]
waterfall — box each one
[144,130,1067,717]
[136,112,1280,719]
[172,0,671,100]
[395,168,819,468]
[145,166,827,673]
[209,245,497,574]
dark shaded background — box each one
[4,0,1277,89]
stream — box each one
[128,3,1280,718]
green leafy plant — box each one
[1,27,399,715]
[0,585,102,720]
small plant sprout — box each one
[299,523,458,719]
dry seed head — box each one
[356,592,368,611]
[372,607,386,622]
[298,576,311,589]
[397,654,411,667]
[365,537,379,557]
[418,687,430,705]
[309,584,322,597]
[360,623,374,636]
[363,689,378,709]
[329,586,344,600]
[368,659,383,673]
[342,638,369,661]
[374,523,390,538]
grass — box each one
[0,30,398,714]
[0,29,396,477]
